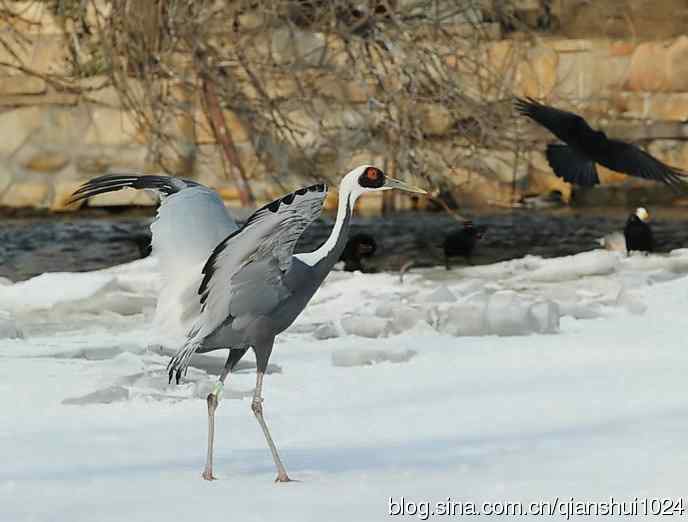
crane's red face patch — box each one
[358,167,385,189]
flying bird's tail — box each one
[546,144,600,186]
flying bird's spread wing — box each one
[546,144,600,186]
[603,140,688,190]
[514,97,598,144]
[71,173,239,336]
[167,183,328,380]
[516,97,688,190]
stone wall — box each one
[1,1,688,211]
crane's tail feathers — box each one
[167,339,201,384]
[69,173,195,204]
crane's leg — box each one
[251,371,292,482]
[202,348,247,481]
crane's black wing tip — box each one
[68,174,192,205]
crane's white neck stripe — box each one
[294,189,353,267]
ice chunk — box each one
[450,279,486,297]
[374,302,396,318]
[485,291,532,336]
[617,290,647,315]
[0,311,23,339]
[557,301,603,320]
[63,385,130,405]
[331,348,417,367]
[56,291,154,316]
[314,321,341,340]
[526,251,620,283]
[49,344,145,360]
[340,315,389,338]
[433,292,489,336]
[527,300,560,334]
[0,272,117,312]
[598,231,626,253]
[423,286,457,303]
[386,305,424,334]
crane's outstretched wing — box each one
[71,173,239,335]
[546,144,600,186]
[604,139,688,190]
[167,183,328,381]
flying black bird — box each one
[515,97,688,190]
[624,207,654,253]
[71,166,425,482]
[339,232,377,272]
[443,221,487,270]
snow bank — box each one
[4,248,688,521]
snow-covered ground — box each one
[3,249,688,521]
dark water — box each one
[2,207,688,281]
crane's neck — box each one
[294,187,355,276]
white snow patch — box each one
[3,249,688,520]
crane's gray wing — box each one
[167,183,327,379]
[604,139,688,191]
[71,173,239,337]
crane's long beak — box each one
[383,177,427,194]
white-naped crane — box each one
[71,166,425,482]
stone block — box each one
[50,180,83,211]
[0,162,13,196]
[83,108,142,146]
[75,146,148,175]
[80,76,122,107]
[418,103,453,136]
[626,40,671,91]
[271,28,327,66]
[516,44,558,98]
[0,2,63,34]
[623,36,688,92]
[19,149,70,173]
[2,180,49,207]
[554,44,629,99]
[478,148,529,184]
[0,35,70,76]
[0,92,78,107]
[665,35,688,92]
[0,107,42,156]
[195,109,252,144]
[0,75,46,95]
[614,92,688,122]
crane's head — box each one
[342,165,427,200]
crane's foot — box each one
[201,469,218,481]
[275,473,297,483]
